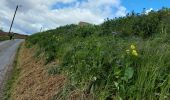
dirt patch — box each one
[11,44,65,100]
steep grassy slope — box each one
[25,8,170,99]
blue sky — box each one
[52,0,170,13]
[52,0,88,9]
[122,0,170,13]
[51,0,170,21]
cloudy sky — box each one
[0,0,170,35]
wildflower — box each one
[126,49,130,54]
[130,44,136,50]
[132,50,138,56]
[93,77,97,81]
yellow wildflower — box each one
[132,50,138,56]
[130,44,136,50]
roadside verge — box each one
[2,43,22,100]
[3,43,65,100]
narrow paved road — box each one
[0,39,23,96]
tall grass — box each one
[26,9,170,99]
[0,36,9,41]
[26,28,170,99]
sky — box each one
[0,0,170,35]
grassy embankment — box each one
[0,36,10,41]
[4,8,170,99]
[3,45,65,100]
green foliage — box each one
[0,28,9,41]
[0,36,10,41]
[26,8,170,99]
[101,8,170,38]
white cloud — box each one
[145,8,153,14]
[0,0,127,34]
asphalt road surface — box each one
[0,39,23,97]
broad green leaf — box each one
[124,67,134,80]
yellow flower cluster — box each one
[126,44,138,56]
[131,45,135,50]
[132,49,138,56]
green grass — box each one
[3,45,21,100]
[26,8,170,99]
[26,30,170,99]
[0,36,10,41]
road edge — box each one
[1,42,23,100]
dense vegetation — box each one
[26,8,170,99]
[0,28,9,41]
[0,36,9,41]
